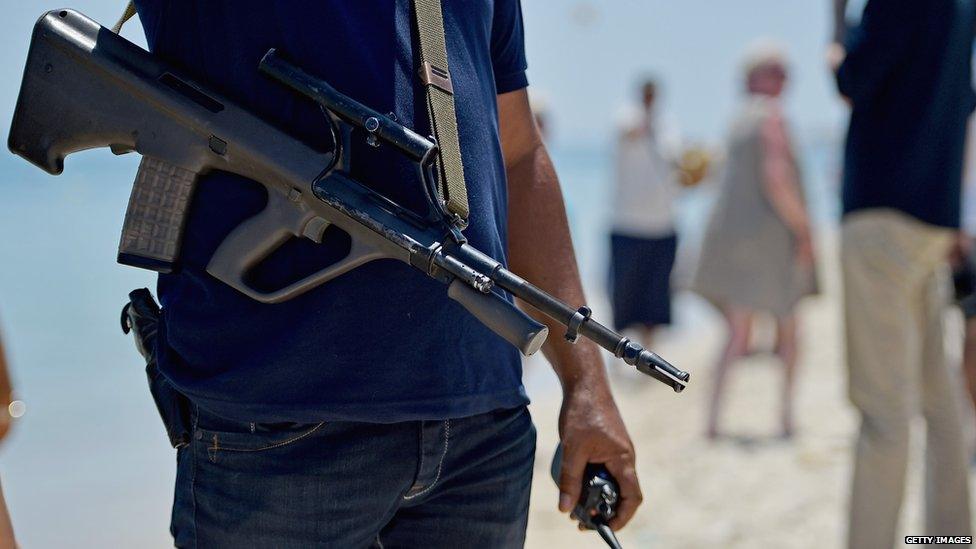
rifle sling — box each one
[112,1,136,34]
[412,0,470,227]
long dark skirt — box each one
[608,232,677,331]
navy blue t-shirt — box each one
[837,0,976,228]
[133,1,530,423]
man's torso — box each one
[134,0,530,423]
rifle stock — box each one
[8,9,377,288]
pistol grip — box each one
[118,157,197,273]
[206,189,384,304]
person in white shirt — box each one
[608,79,681,348]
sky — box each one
[518,0,862,145]
[0,0,864,148]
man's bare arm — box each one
[500,94,596,377]
[498,88,642,530]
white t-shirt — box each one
[611,107,681,238]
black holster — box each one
[121,288,192,449]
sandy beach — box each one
[1,161,972,547]
[523,231,976,548]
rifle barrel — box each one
[453,245,690,392]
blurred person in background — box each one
[0,490,12,549]
[951,226,976,452]
[952,119,976,453]
[693,42,817,441]
[0,334,14,444]
[608,78,682,349]
[0,327,17,548]
[831,1,975,547]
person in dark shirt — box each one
[130,1,642,547]
[831,1,975,547]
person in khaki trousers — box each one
[832,1,976,547]
[842,214,968,547]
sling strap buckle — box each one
[419,62,453,95]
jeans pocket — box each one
[193,408,324,462]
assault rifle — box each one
[8,10,689,391]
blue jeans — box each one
[171,405,537,548]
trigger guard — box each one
[235,239,384,304]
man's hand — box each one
[498,88,643,531]
[558,372,642,530]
